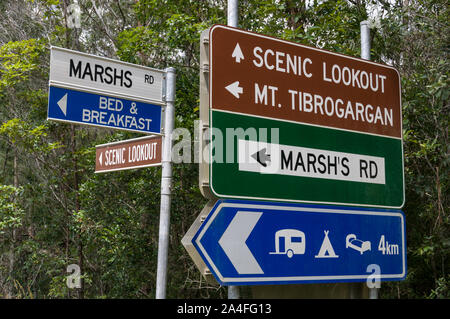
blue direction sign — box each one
[192,199,406,285]
[48,86,163,134]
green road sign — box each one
[209,111,404,208]
[200,25,404,209]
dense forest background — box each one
[0,0,448,299]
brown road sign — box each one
[204,25,404,208]
[210,25,402,138]
[95,135,162,173]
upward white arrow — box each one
[218,211,264,274]
[232,43,244,63]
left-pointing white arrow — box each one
[99,152,103,165]
[57,93,68,116]
[225,81,243,99]
[218,211,264,274]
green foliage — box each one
[0,38,46,89]
[0,118,61,153]
[374,0,449,299]
[0,185,24,235]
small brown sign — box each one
[210,25,402,138]
[95,135,162,173]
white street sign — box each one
[49,46,165,105]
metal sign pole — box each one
[227,0,238,28]
[360,20,371,61]
[156,67,176,299]
[361,20,379,299]
[227,0,240,300]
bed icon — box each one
[345,234,371,255]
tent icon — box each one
[315,230,339,258]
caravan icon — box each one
[269,229,305,258]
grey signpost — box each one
[360,20,371,61]
[156,68,176,299]
[360,20,380,299]
[227,0,240,301]
[47,47,176,300]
